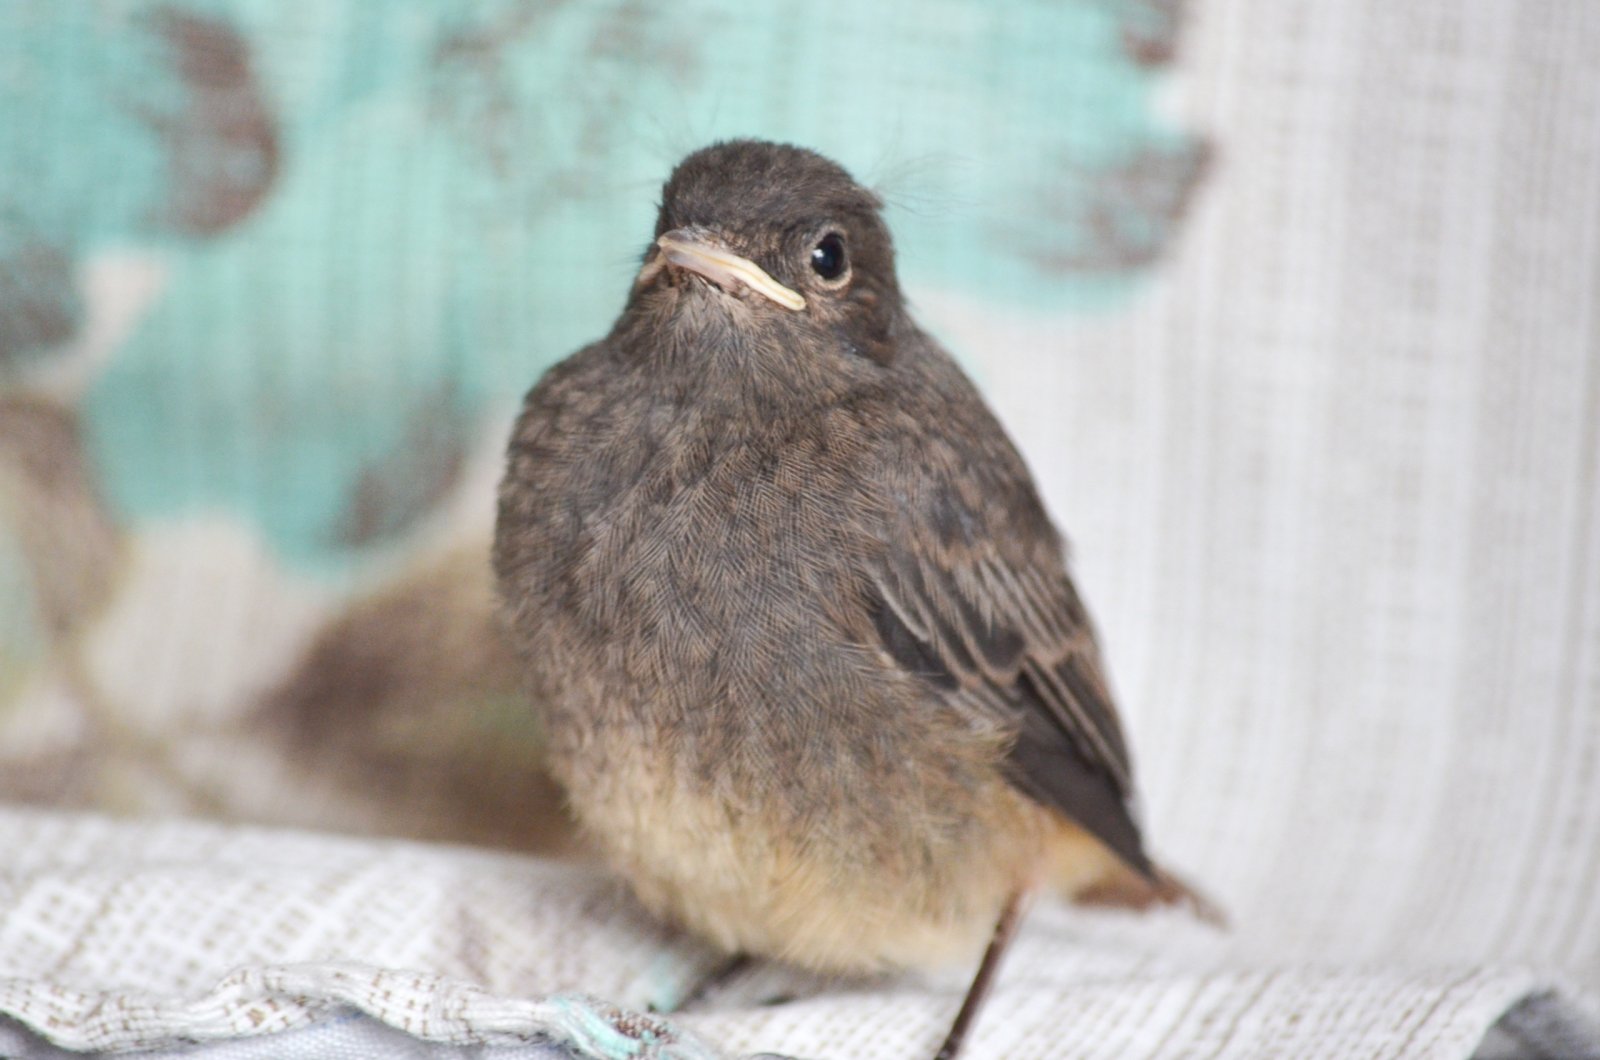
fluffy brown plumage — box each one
[494,140,1209,1053]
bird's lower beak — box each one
[640,228,807,311]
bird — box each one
[493,139,1216,1059]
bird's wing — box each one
[866,463,1153,879]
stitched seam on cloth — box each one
[0,964,725,1060]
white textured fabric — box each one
[0,1017,575,1060]
[934,0,1600,997]
[0,811,724,1058]
[0,809,1595,1060]
[4,0,1600,1057]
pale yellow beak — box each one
[641,228,807,311]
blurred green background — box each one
[2,0,1200,573]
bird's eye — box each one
[809,233,848,283]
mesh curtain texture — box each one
[1,0,1598,1057]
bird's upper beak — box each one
[638,228,807,311]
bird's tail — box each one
[1074,860,1228,928]
[1045,818,1227,927]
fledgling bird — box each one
[494,140,1215,1059]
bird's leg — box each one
[671,952,754,1012]
[933,889,1029,1060]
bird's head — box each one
[627,140,908,368]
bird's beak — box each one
[641,228,807,311]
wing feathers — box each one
[868,508,1148,876]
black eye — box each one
[810,233,848,282]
